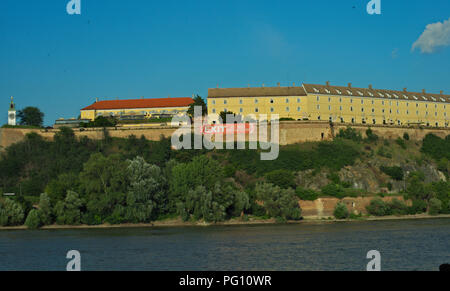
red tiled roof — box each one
[81,97,194,111]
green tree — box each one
[79,153,128,221]
[54,191,84,225]
[334,202,349,219]
[0,198,25,226]
[254,182,302,221]
[45,172,80,205]
[187,95,207,117]
[169,156,224,212]
[25,209,41,229]
[125,156,167,223]
[38,193,53,225]
[17,107,44,127]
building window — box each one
[317,105,320,110]
[350,106,353,112]
[255,108,259,113]
[317,96,320,101]
[328,97,331,102]
[239,99,243,104]
[361,108,364,112]
[212,109,216,113]
[297,107,301,112]
[270,108,274,112]
[224,108,227,112]
[212,100,216,105]
[328,105,331,111]
[339,98,342,103]
[350,99,353,103]
[286,107,290,112]
[270,99,274,104]
[224,100,227,105]
[382,101,384,105]
[255,99,258,104]
[340,106,342,111]
[361,99,364,104]
[240,108,243,113]
[372,108,375,113]
[286,98,289,103]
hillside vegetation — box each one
[0,126,449,228]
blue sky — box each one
[1,0,450,125]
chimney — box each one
[293,82,296,87]
[422,89,426,94]
[369,84,373,90]
[277,82,280,87]
[262,83,265,87]
[326,81,330,87]
[348,83,352,88]
[403,88,407,93]
[95,97,98,102]
[440,90,444,95]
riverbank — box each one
[1,213,450,231]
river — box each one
[0,218,449,271]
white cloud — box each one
[412,17,450,54]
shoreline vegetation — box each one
[2,213,450,231]
[1,126,450,230]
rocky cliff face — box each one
[296,141,446,194]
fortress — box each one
[1,121,449,151]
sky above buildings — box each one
[1,0,450,125]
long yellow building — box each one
[207,82,450,127]
[80,97,194,121]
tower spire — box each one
[8,96,16,126]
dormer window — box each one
[357,91,363,96]
[379,93,384,97]
[347,90,353,95]
[313,88,319,93]
[336,89,342,94]
[325,89,331,94]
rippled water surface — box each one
[0,218,449,270]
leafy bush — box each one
[396,138,407,149]
[407,200,427,214]
[387,198,408,215]
[55,191,84,225]
[265,169,295,189]
[336,127,362,142]
[334,202,349,219]
[295,187,319,201]
[380,166,404,181]
[366,198,391,216]
[321,183,346,199]
[365,128,379,143]
[428,198,442,215]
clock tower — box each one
[8,96,16,126]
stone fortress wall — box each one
[1,121,449,151]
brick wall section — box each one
[299,196,409,218]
